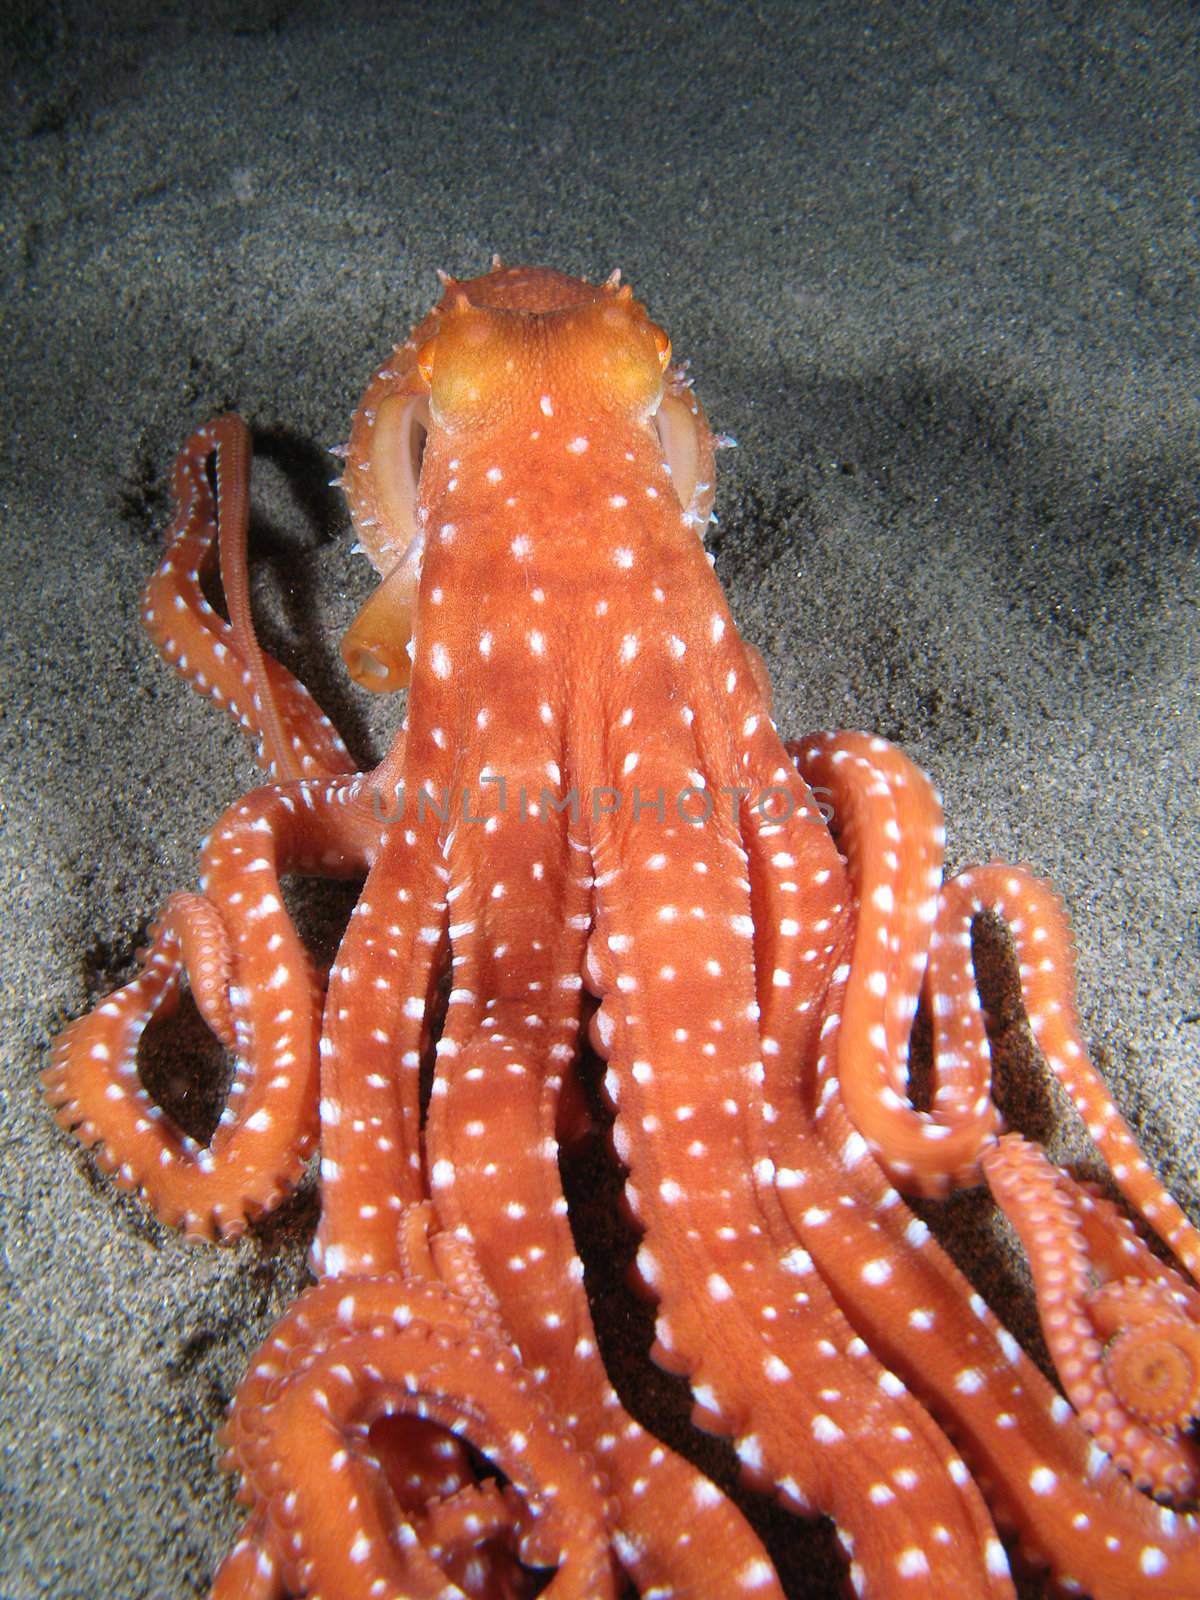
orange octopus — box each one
[45,263,1200,1598]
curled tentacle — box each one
[983,1133,1200,1500]
[222,1271,616,1600]
[1088,1275,1199,1338]
[46,775,375,1237]
[1104,1318,1200,1433]
[1085,1276,1200,1432]
[414,1480,537,1599]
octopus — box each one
[44,262,1200,1599]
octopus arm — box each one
[673,674,852,1118]
[784,1085,1200,1597]
[143,417,358,783]
[46,775,373,1238]
[983,1134,1200,1498]
[761,979,1176,1584]
[312,817,451,1278]
[585,756,1010,1598]
[207,1513,285,1600]
[769,728,1200,1593]
[223,1273,616,1600]
[934,863,1200,1278]
[425,793,783,1597]
[1073,1186,1200,1321]
[793,733,1000,1192]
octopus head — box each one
[338,264,705,695]
[419,278,672,432]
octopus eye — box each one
[418,302,511,428]
[651,323,672,372]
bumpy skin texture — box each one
[47,265,1200,1599]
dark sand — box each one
[3,4,1197,1596]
